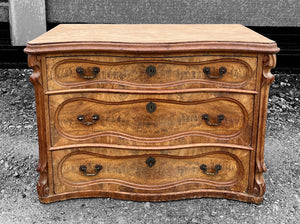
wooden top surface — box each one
[29,24,274,44]
[25,24,279,54]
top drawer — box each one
[45,55,257,91]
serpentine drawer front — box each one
[52,147,250,195]
[49,92,253,147]
[25,24,279,203]
[46,55,257,91]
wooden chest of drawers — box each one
[25,24,279,203]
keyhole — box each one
[146,65,156,77]
[146,102,156,113]
[146,157,156,168]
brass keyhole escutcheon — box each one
[146,65,156,77]
[146,157,156,168]
[146,102,156,113]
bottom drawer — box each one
[52,146,250,195]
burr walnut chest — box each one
[25,24,279,203]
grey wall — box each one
[1,0,300,26]
[46,0,300,26]
[0,0,9,22]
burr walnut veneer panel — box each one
[49,92,253,147]
[25,24,278,203]
[46,55,257,91]
[53,147,250,195]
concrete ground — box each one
[0,69,299,223]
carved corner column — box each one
[28,54,49,200]
[253,54,276,200]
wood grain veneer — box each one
[52,147,249,194]
[25,24,279,203]
[49,92,253,147]
[27,24,275,44]
[46,55,257,91]
[24,24,279,54]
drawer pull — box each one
[79,164,102,176]
[77,114,99,125]
[202,114,225,126]
[146,65,156,77]
[203,66,227,79]
[146,102,156,113]
[76,66,100,79]
[200,164,222,175]
[146,157,156,168]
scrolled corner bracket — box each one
[262,54,276,85]
[36,162,49,198]
[256,155,267,173]
[28,54,42,86]
[253,172,266,197]
[254,153,267,198]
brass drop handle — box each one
[203,66,227,79]
[76,66,100,79]
[146,65,156,77]
[200,164,222,175]
[77,114,99,126]
[79,164,102,176]
[202,114,225,126]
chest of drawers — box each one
[25,24,279,203]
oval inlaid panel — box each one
[58,151,244,188]
[55,97,248,142]
[51,58,252,89]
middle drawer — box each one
[49,92,254,147]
